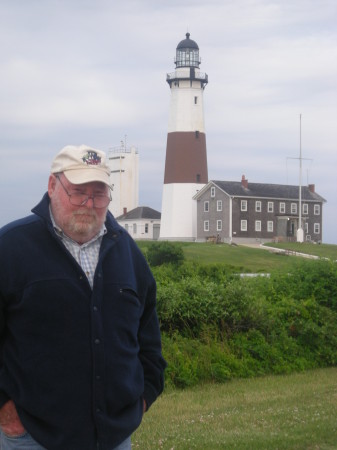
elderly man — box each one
[0,145,166,450]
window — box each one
[194,96,198,104]
[268,202,274,213]
[217,200,222,211]
[303,203,308,215]
[204,220,209,232]
[211,187,215,197]
[125,224,129,232]
[195,130,199,139]
[145,223,149,233]
[133,223,137,234]
[314,223,320,234]
[291,203,297,214]
[241,220,247,231]
[196,173,200,182]
[241,200,247,211]
[279,202,285,214]
[305,223,308,234]
[255,220,261,232]
[314,204,320,215]
[267,221,274,232]
[255,201,261,212]
[204,201,209,212]
[217,220,222,231]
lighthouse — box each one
[160,32,208,241]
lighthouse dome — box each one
[175,33,200,68]
[177,32,199,50]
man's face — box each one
[48,173,109,244]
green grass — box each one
[136,241,337,273]
[133,367,337,449]
[263,242,337,261]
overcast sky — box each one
[1,0,336,243]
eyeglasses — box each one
[56,176,111,209]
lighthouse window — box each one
[195,131,199,139]
[194,96,198,104]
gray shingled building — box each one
[193,175,326,244]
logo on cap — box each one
[82,151,102,166]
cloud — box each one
[0,0,336,243]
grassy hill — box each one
[263,241,337,260]
[136,241,337,273]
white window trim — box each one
[279,202,285,213]
[217,220,222,231]
[217,200,222,211]
[255,201,261,212]
[268,201,274,213]
[204,220,209,232]
[267,221,274,232]
[241,200,247,211]
[291,203,297,214]
[314,223,320,234]
[211,187,215,198]
[204,201,209,212]
[314,204,320,215]
[303,203,308,215]
[241,220,247,231]
[255,220,261,232]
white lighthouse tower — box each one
[160,33,208,241]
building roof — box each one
[116,206,161,221]
[195,179,326,203]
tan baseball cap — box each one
[51,145,110,186]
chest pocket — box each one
[101,283,143,346]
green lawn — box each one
[263,242,337,261]
[136,241,337,273]
[133,367,337,449]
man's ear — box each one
[48,174,57,198]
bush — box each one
[146,241,185,267]
[157,259,337,388]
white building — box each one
[116,207,161,240]
[107,145,139,218]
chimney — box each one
[308,184,315,193]
[123,207,127,215]
[241,174,248,189]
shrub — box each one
[146,241,185,267]
[157,259,337,388]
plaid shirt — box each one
[50,209,106,288]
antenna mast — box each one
[297,114,304,242]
